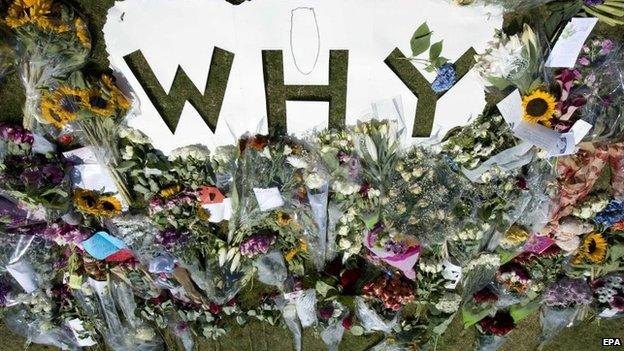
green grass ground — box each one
[0,0,623,350]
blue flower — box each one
[594,200,624,227]
[431,63,456,93]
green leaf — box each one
[429,40,443,60]
[315,281,335,297]
[509,301,540,322]
[462,304,495,328]
[411,22,432,57]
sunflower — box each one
[576,233,608,264]
[522,90,556,125]
[40,86,88,128]
[101,75,131,110]
[74,17,91,49]
[159,185,181,199]
[284,239,308,262]
[83,88,115,117]
[96,196,122,217]
[73,188,99,215]
[276,211,292,227]
[6,0,69,32]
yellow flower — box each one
[40,86,88,128]
[101,75,131,110]
[159,185,181,199]
[74,17,91,49]
[575,233,608,264]
[6,0,69,32]
[96,196,122,217]
[276,211,292,227]
[197,206,211,221]
[501,225,529,248]
[522,90,556,125]
[73,188,99,215]
[284,239,307,262]
[83,88,116,117]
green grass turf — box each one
[0,0,624,350]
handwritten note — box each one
[546,18,598,68]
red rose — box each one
[341,315,353,330]
[319,306,334,320]
[58,134,73,145]
[209,303,222,315]
[340,268,361,288]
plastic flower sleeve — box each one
[580,41,624,143]
[80,278,164,351]
[178,255,247,305]
[254,249,288,288]
[354,297,397,333]
[476,334,508,351]
[294,289,317,327]
[306,181,330,271]
[537,306,579,349]
[4,307,80,350]
[321,321,345,351]
[275,297,303,351]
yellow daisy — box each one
[522,90,556,125]
[83,88,116,117]
[73,188,99,215]
[74,17,91,49]
[576,233,608,264]
[101,75,131,110]
[96,196,122,217]
[158,185,181,199]
[40,86,88,128]
[6,0,69,32]
[276,211,292,227]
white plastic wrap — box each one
[354,297,397,334]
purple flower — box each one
[42,164,65,185]
[578,56,590,66]
[43,223,90,244]
[543,277,592,308]
[0,124,34,145]
[612,296,624,311]
[0,279,10,306]
[156,228,188,249]
[239,234,275,256]
[383,240,408,255]
[20,168,45,188]
[431,63,456,93]
[601,39,614,55]
[583,0,605,6]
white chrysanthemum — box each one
[435,293,462,314]
[287,156,308,169]
[119,127,151,144]
[305,173,326,189]
[170,144,211,161]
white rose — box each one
[287,156,308,169]
[306,173,326,189]
[339,238,352,250]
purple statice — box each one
[601,39,615,55]
[0,124,34,145]
[0,279,11,306]
[156,228,188,249]
[583,0,605,6]
[431,63,456,93]
[542,277,592,308]
[383,240,408,255]
[43,223,90,244]
[239,234,275,257]
[594,200,624,227]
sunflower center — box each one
[89,95,108,109]
[81,195,96,207]
[526,98,548,117]
[588,239,597,254]
[60,95,82,113]
[100,201,115,211]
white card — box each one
[67,318,97,347]
[62,146,99,164]
[571,119,592,144]
[6,261,38,293]
[546,133,576,157]
[546,18,598,68]
[442,260,462,290]
[253,187,284,211]
[202,198,232,222]
[599,308,620,318]
[513,121,562,151]
[497,89,523,129]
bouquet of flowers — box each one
[539,277,592,348]
[593,274,624,317]
[39,72,133,206]
[4,0,91,130]
[0,123,69,212]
